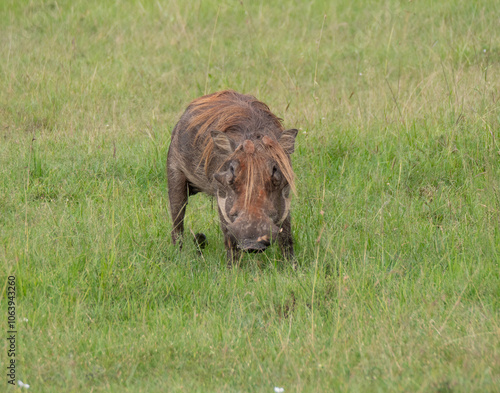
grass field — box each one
[1,0,499,391]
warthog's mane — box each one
[231,138,295,208]
[186,90,295,198]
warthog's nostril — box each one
[238,238,270,253]
[246,248,265,254]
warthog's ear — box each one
[211,130,234,154]
[279,128,298,154]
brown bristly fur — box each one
[186,90,286,174]
[241,148,262,208]
[262,137,296,195]
[225,140,296,209]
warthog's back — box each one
[168,90,288,194]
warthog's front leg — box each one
[167,165,188,248]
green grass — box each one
[1,0,499,391]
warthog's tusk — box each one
[217,192,232,224]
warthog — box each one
[167,90,298,265]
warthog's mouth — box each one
[238,236,271,253]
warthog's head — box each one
[212,129,298,253]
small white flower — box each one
[274,388,284,393]
[18,380,30,388]
[483,49,486,53]
[359,72,363,76]
[22,318,29,322]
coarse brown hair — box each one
[231,138,296,207]
[185,90,295,198]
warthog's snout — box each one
[238,236,272,253]
[227,218,280,253]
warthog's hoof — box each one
[194,233,207,250]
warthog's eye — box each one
[228,163,236,186]
[282,184,291,198]
[271,165,282,186]
[215,162,237,187]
